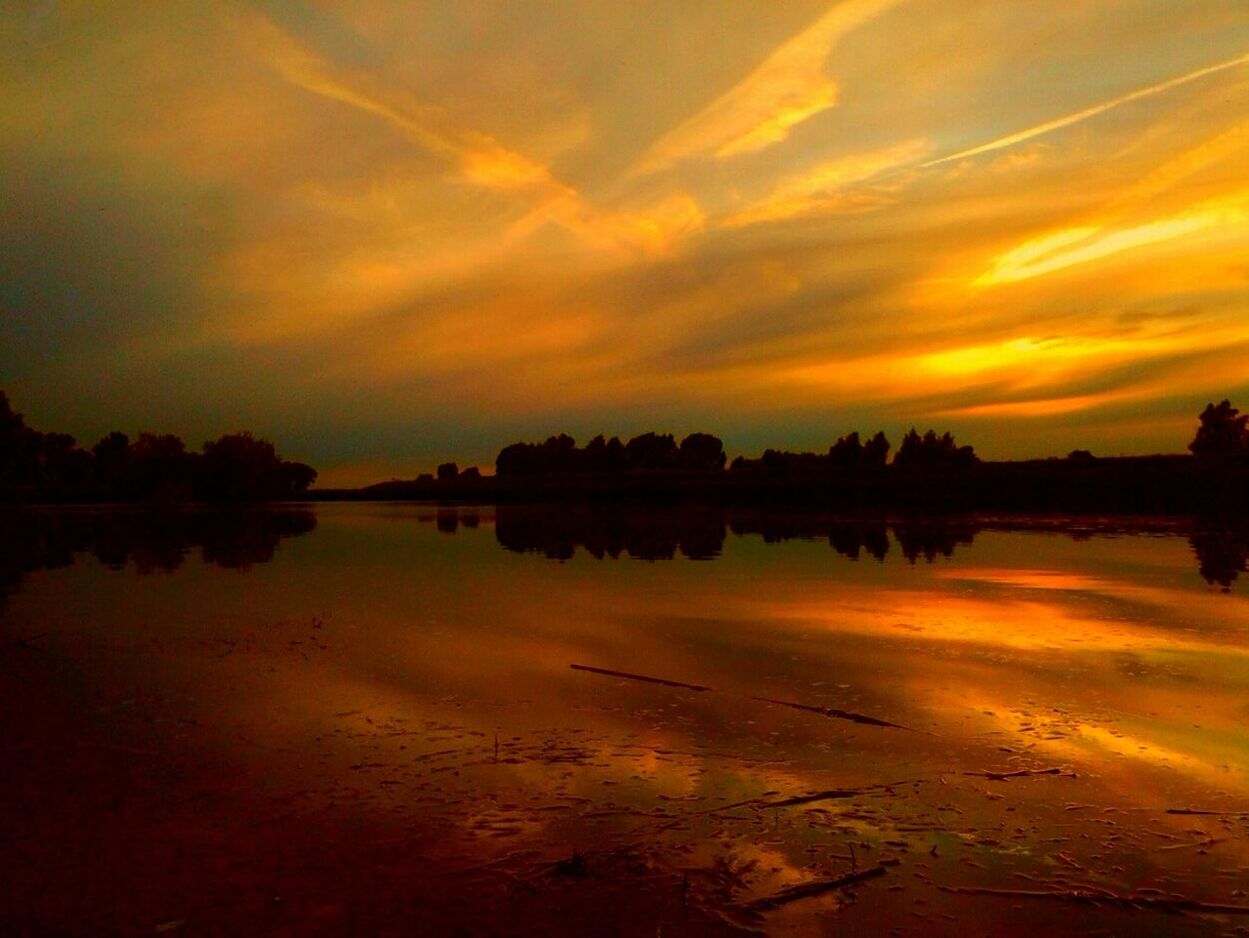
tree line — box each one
[494,427,978,477]
[6,384,1246,503]
[488,399,1249,480]
[0,391,316,502]
[496,432,728,475]
[740,428,977,475]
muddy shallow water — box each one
[2,504,1249,936]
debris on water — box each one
[748,862,896,911]
[570,663,909,730]
[964,767,1075,781]
[552,851,590,879]
[570,664,711,692]
[751,695,911,731]
[938,884,1249,915]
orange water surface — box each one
[2,504,1247,935]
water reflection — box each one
[0,506,316,588]
[1190,527,1249,591]
[1,505,1240,593]
[4,503,1249,935]
[485,504,1239,590]
[493,504,982,564]
[495,503,726,560]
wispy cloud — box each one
[975,188,1249,286]
[6,2,1249,471]
[936,389,1151,419]
[720,139,929,228]
[252,15,562,194]
[925,50,1249,167]
[251,12,705,263]
[1113,120,1249,207]
[633,0,906,174]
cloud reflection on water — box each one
[4,504,1249,933]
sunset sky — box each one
[3,2,1248,485]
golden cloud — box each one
[633,0,907,173]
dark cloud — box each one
[0,148,230,374]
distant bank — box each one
[4,386,1249,516]
[308,452,1248,517]
[312,401,1249,517]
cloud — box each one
[256,12,714,266]
[936,390,1150,419]
[632,0,906,174]
[503,191,706,259]
[1113,120,1249,208]
[251,14,561,194]
[6,1,1249,475]
[720,138,929,228]
[925,50,1249,168]
[221,10,713,348]
[766,310,1249,416]
[975,189,1249,286]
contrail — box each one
[924,51,1249,167]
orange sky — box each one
[2,2,1248,485]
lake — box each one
[3,504,1248,935]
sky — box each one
[2,1,1248,486]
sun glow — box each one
[3,3,1249,468]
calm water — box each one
[3,504,1249,936]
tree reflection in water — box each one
[0,507,317,595]
[1189,528,1249,591]
[2,505,1244,594]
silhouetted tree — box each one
[829,430,892,469]
[761,448,787,475]
[196,432,313,501]
[496,434,583,475]
[548,434,577,468]
[0,391,42,495]
[437,462,459,481]
[579,434,629,472]
[0,390,316,503]
[604,436,626,471]
[92,431,132,500]
[132,432,193,501]
[495,442,533,476]
[624,432,679,470]
[757,448,824,475]
[861,431,890,467]
[460,466,481,480]
[280,461,318,494]
[36,431,93,498]
[893,429,977,470]
[1190,400,1249,458]
[678,433,726,471]
[828,432,862,468]
[498,430,721,476]
[0,391,22,441]
[583,434,608,471]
